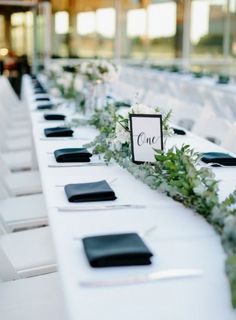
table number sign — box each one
[129,114,163,164]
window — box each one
[0,15,5,48]
[230,0,236,56]
[127,9,147,59]
[11,12,33,57]
[76,8,115,58]
[76,11,96,57]
[147,2,176,58]
[96,8,116,58]
[77,12,95,35]
[190,0,226,58]
[55,11,69,34]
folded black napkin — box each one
[44,114,66,121]
[201,152,236,166]
[44,126,73,137]
[63,65,76,73]
[82,232,153,268]
[37,103,54,110]
[34,89,47,94]
[35,97,51,101]
[172,127,186,135]
[33,85,44,90]
[115,101,131,108]
[54,148,92,162]
[65,180,116,202]
[193,72,203,78]
[217,75,230,84]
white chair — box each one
[143,91,172,112]
[0,76,27,111]
[0,77,30,132]
[178,80,205,107]
[0,224,56,279]
[1,149,32,171]
[0,103,29,130]
[170,100,203,131]
[0,180,47,232]
[115,81,144,103]
[0,133,32,152]
[0,155,41,196]
[216,92,236,121]
[192,110,231,145]
[0,115,31,140]
[0,273,67,320]
[221,123,236,153]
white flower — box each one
[193,182,205,196]
[78,60,118,83]
[74,76,83,91]
[57,72,73,90]
[50,87,61,97]
[48,64,62,75]
[129,103,157,115]
[80,61,90,74]
[115,122,130,144]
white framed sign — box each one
[129,114,163,164]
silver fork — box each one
[203,162,233,168]
[78,268,203,288]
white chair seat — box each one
[5,170,41,196]
[0,273,66,320]
[2,150,32,171]
[5,136,32,152]
[0,226,56,276]
[6,127,31,139]
[8,118,30,128]
[0,194,47,231]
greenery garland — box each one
[77,103,236,309]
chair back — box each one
[0,245,18,281]
[221,123,236,154]
[0,179,9,200]
[0,153,11,176]
[0,76,20,107]
[192,110,231,145]
[0,214,19,281]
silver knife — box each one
[48,163,105,168]
[79,269,202,288]
[40,137,89,141]
[57,204,146,212]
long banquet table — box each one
[22,75,236,320]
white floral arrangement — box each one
[78,60,119,83]
[46,64,64,83]
[49,72,83,99]
[113,103,172,150]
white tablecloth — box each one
[22,75,236,320]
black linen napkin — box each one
[37,103,54,110]
[217,75,230,84]
[65,180,116,202]
[115,101,131,108]
[44,114,66,121]
[34,90,47,94]
[54,148,92,162]
[33,85,44,90]
[172,127,186,135]
[201,152,236,166]
[44,127,73,137]
[82,233,153,268]
[35,97,51,101]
